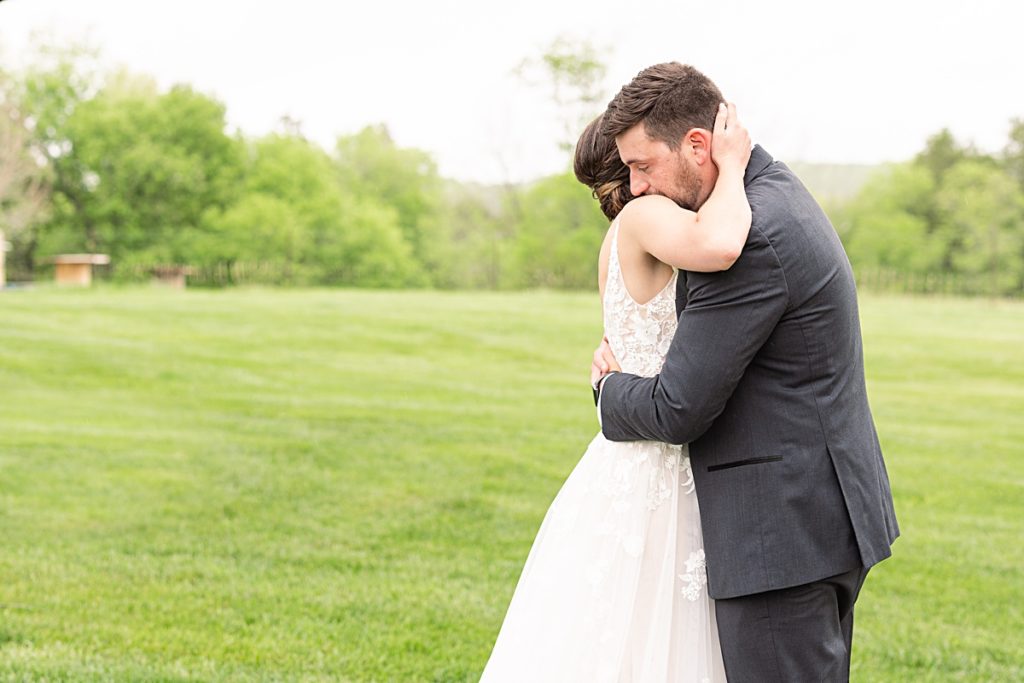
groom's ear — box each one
[685,129,714,166]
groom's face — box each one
[616,122,705,211]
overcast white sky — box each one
[2,0,1022,184]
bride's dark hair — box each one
[574,115,633,221]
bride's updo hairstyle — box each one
[574,115,633,221]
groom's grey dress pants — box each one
[714,566,870,682]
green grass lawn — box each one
[1,287,1021,682]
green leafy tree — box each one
[841,164,944,274]
[914,129,971,184]
[15,42,99,266]
[431,181,512,289]
[0,83,50,282]
[193,194,306,282]
[195,131,420,286]
[935,159,1024,295]
[334,125,440,283]
[323,198,418,287]
[511,170,608,289]
[222,132,338,277]
[1003,117,1024,190]
[35,73,245,266]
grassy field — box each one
[1,287,1021,682]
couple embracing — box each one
[480,63,899,682]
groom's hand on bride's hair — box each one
[590,337,622,387]
[710,102,752,173]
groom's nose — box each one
[629,171,650,197]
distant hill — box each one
[786,162,884,204]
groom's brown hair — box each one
[601,62,724,150]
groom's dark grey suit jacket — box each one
[600,145,899,600]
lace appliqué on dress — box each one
[679,550,708,602]
[585,440,686,581]
[602,220,678,380]
[680,455,696,495]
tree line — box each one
[0,43,608,290]
[2,44,1023,296]
[834,125,1024,297]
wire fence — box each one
[854,267,1024,299]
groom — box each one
[591,63,899,681]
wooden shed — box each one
[53,254,111,287]
[151,264,195,289]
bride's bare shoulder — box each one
[618,195,690,230]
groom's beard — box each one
[666,160,703,211]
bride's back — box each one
[600,219,678,378]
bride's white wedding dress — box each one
[480,223,726,682]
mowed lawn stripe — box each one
[1,288,1021,681]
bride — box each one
[480,104,751,682]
